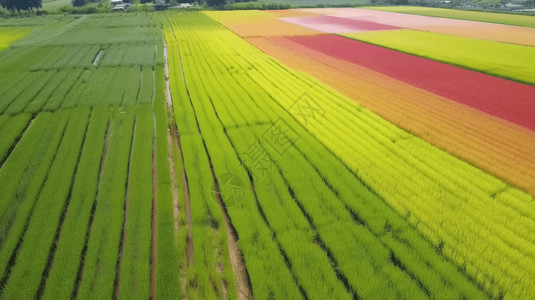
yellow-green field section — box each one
[0,28,31,51]
[344,29,535,85]
[366,6,535,28]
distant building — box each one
[505,2,524,7]
[111,0,123,7]
[111,0,132,10]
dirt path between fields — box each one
[169,118,194,266]
[165,31,253,298]
[167,129,189,297]
[167,31,253,299]
[164,36,191,295]
[208,162,253,300]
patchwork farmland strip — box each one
[117,108,154,300]
[245,35,535,195]
[196,49,357,299]
[1,11,534,300]
[164,17,302,298]
[160,39,194,279]
[216,40,485,299]
[197,55,316,300]
[0,112,70,292]
[176,55,238,299]
[286,34,535,132]
[164,13,478,300]
[179,11,535,299]
[70,115,111,300]
[0,20,171,298]
[76,109,135,300]
[225,127,352,300]
[1,108,90,299]
[244,37,535,298]
[235,59,485,297]
[165,12,362,298]
[42,107,109,300]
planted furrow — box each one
[117,108,154,300]
[0,111,70,285]
[1,108,90,299]
[76,108,135,300]
[42,106,109,300]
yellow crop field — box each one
[0,28,31,51]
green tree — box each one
[206,0,225,7]
[1,0,42,12]
[0,0,17,12]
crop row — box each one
[0,65,155,115]
[0,14,161,116]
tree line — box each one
[0,0,41,12]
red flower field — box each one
[288,34,535,132]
